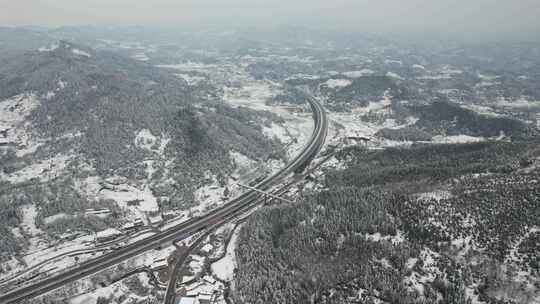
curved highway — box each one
[0,97,327,304]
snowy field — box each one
[0,93,44,156]
[211,224,242,282]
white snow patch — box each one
[211,224,242,281]
[189,254,205,275]
[175,73,206,85]
[364,230,405,245]
[432,135,485,144]
[72,49,91,57]
[99,183,159,212]
[133,245,176,270]
[403,248,442,297]
[70,279,148,304]
[494,98,540,109]
[45,91,56,100]
[219,69,314,162]
[96,228,122,239]
[385,59,403,66]
[325,79,352,89]
[367,92,392,111]
[442,66,463,75]
[43,213,69,224]
[200,244,214,254]
[222,82,277,111]
[461,104,502,117]
[328,91,414,146]
[1,154,72,183]
[465,285,485,304]
[0,93,40,125]
[193,174,227,214]
[386,72,403,80]
[406,257,418,269]
[342,69,374,78]
[132,53,149,61]
[19,205,42,236]
[158,135,171,155]
[475,81,497,88]
[417,190,452,201]
[417,74,452,80]
[57,80,67,90]
[286,73,320,81]
[262,122,290,143]
[229,151,257,171]
[38,44,59,52]
[157,62,218,73]
[478,73,499,81]
[0,93,45,156]
[134,129,157,150]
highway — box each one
[0,97,327,304]
[162,176,312,304]
[0,228,158,286]
[162,96,327,303]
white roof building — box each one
[149,214,163,225]
[200,244,213,253]
[177,297,196,304]
[151,260,168,269]
[202,275,216,284]
[96,228,122,241]
[198,293,213,304]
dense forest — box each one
[233,140,540,303]
[410,100,537,139]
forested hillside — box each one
[410,100,537,139]
[0,41,282,259]
[233,140,540,304]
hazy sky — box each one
[1,0,539,33]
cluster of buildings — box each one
[95,210,167,243]
[176,292,214,304]
[95,228,123,243]
[176,276,221,304]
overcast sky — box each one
[1,0,539,33]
